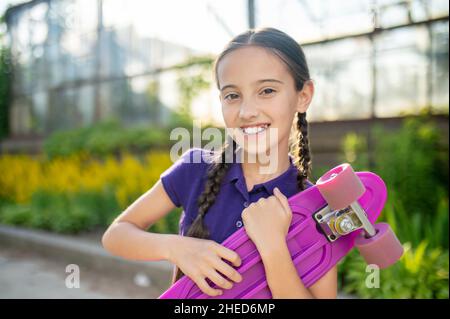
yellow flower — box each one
[0,150,173,209]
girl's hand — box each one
[169,236,243,297]
[241,187,292,254]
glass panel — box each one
[306,38,373,121]
[31,91,48,134]
[375,26,429,117]
[431,20,449,111]
[98,79,131,124]
[10,97,32,135]
[47,87,78,131]
[76,85,96,126]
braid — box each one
[172,139,236,283]
[294,111,312,191]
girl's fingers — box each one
[195,276,223,297]
[214,243,242,268]
[204,268,234,290]
[213,257,243,284]
[274,187,291,215]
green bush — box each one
[42,117,226,160]
[339,114,449,298]
[0,188,122,233]
[339,241,449,299]
[0,203,31,225]
[43,119,172,159]
[383,189,449,251]
[149,207,182,235]
[0,187,182,235]
[341,114,449,249]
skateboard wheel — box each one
[316,163,365,211]
[355,223,404,269]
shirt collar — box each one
[222,154,300,195]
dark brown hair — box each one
[172,27,312,283]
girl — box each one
[102,27,337,299]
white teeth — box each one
[241,124,269,135]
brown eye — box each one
[261,88,276,95]
[225,93,239,100]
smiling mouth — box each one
[239,124,271,135]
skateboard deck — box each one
[159,167,392,299]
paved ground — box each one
[0,247,162,299]
[0,225,355,299]
[0,246,355,299]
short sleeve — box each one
[159,148,211,208]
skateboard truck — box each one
[313,201,377,243]
[313,164,402,269]
[314,168,377,243]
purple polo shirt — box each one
[160,148,313,244]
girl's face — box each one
[217,46,313,160]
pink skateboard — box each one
[159,163,403,299]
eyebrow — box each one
[220,79,284,92]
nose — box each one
[239,100,259,121]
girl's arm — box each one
[102,179,243,297]
[259,238,338,299]
[102,179,180,261]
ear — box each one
[295,80,314,113]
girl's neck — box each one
[239,146,291,191]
